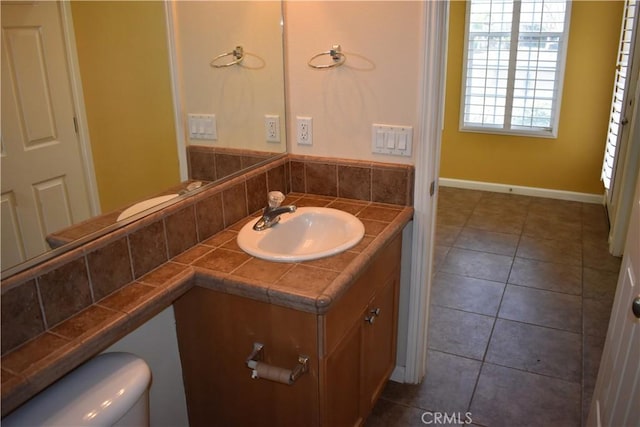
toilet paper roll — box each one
[253,362,293,385]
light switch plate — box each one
[371,124,412,157]
[188,114,217,140]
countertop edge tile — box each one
[0,272,193,416]
[194,272,271,304]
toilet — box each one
[3,352,151,427]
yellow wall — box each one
[71,1,180,212]
[440,1,624,194]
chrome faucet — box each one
[253,191,296,231]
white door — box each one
[1,1,93,270]
[587,171,640,427]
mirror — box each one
[1,0,286,275]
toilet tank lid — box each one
[3,352,151,427]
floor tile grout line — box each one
[480,359,583,385]
[465,225,519,415]
[579,212,586,427]
[406,189,610,427]
[430,298,585,336]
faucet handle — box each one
[268,191,285,208]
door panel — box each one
[0,192,25,268]
[1,1,92,269]
[587,172,640,427]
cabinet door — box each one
[322,320,364,427]
[362,271,399,413]
[174,287,319,427]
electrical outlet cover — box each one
[264,115,280,142]
[296,116,312,145]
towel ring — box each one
[308,45,346,69]
[210,46,244,68]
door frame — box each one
[607,10,640,256]
[58,2,100,216]
[401,0,449,384]
[163,1,189,182]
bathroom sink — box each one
[117,194,179,221]
[237,207,365,262]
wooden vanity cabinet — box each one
[321,235,401,426]
[174,234,401,427]
[174,287,320,427]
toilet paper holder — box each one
[246,342,309,385]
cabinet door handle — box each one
[364,308,381,324]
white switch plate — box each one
[188,114,217,140]
[296,116,312,145]
[371,124,412,157]
[264,115,280,142]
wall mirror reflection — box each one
[1,0,286,274]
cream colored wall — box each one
[440,1,623,195]
[174,1,286,153]
[284,1,423,164]
[71,1,180,212]
[105,307,189,427]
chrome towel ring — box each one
[210,46,244,68]
[308,44,346,69]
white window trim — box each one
[459,0,572,139]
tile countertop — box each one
[1,193,413,417]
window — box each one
[460,0,571,137]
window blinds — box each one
[462,0,570,136]
[602,0,637,191]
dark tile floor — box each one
[366,187,622,427]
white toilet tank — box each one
[3,352,151,427]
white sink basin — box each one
[117,194,179,221]
[237,207,365,262]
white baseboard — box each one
[390,365,406,383]
[439,178,605,204]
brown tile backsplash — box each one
[87,238,132,301]
[128,220,168,279]
[267,163,288,194]
[222,182,249,226]
[187,146,278,182]
[38,257,93,328]
[0,153,414,380]
[165,205,198,258]
[215,153,243,181]
[1,280,44,355]
[246,173,268,215]
[288,155,413,205]
[305,162,338,196]
[372,165,413,205]
[290,160,306,193]
[195,190,225,241]
[338,165,372,200]
[188,148,216,181]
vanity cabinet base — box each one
[174,234,401,427]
